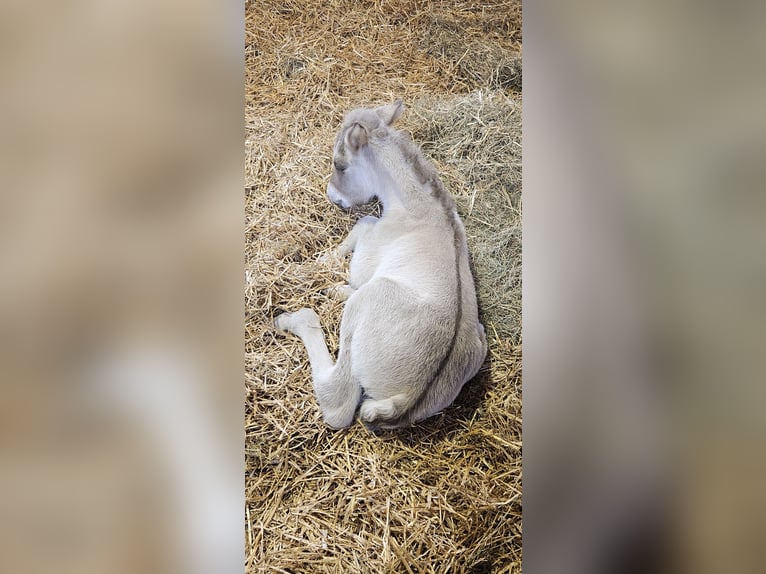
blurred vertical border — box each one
[0,2,244,573]
[524,1,766,573]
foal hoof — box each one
[273,308,320,333]
[273,311,289,333]
[322,284,354,301]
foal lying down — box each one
[275,101,487,429]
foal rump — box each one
[346,277,460,428]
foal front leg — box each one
[274,308,360,428]
[323,215,378,301]
[336,215,378,257]
[322,284,356,301]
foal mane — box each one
[389,130,462,246]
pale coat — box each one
[275,101,487,429]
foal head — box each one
[326,100,403,210]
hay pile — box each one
[246,1,521,571]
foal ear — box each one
[374,100,404,126]
[344,122,368,152]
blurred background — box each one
[0,1,243,573]
[524,1,766,573]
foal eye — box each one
[334,161,347,173]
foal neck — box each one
[375,152,449,220]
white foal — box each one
[275,100,487,429]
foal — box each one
[275,101,487,429]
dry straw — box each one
[247,1,521,572]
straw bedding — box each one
[246,1,521,571]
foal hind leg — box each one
[359,393,412,427]
[274,309,360,428]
